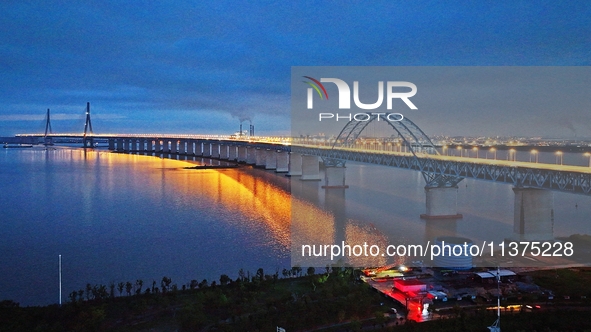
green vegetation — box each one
[528,267,591,299]
[0,267,385,331]
[5,267,591,331]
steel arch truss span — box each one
[289,147,591,195]
[321,113,462,187]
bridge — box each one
[8,104,591,241]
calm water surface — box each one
[1,147,590,305]
[0,147,291,306]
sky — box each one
[1,1,590,137]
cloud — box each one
[0,113,126,121]
[0,1,589,136]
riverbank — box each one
[4,267,591,331]
[0,267,388,331]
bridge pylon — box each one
[43,108,54,146]
[83,102,94,148]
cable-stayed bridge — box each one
[8,105,591,198]
[8,104,591,242]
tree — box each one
[109,282,115,298]
[238,268,246,281]
[190,279,199,290]
[86,283,93,300]
[136,279,143,295]
[307,267,315,276]
[256,268,264,281]
[198,279,208,289]
[220,274,231,286]
[69,291,78,303]
[126,281,133,296]
[292,266,302,277]
[117,282,124,296]
[96,284,108,300]
[161,276,172,292]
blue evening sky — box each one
[1,1,590,137]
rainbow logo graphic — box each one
[302,76,328,100]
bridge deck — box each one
[13,133,591,194]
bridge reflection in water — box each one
[99,146,591,270]
[58,148,392,265]
[11,110,591,271]
[98,148,399,268]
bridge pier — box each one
[211,143,220,159]
[187,140,194,155]
[229,145,238,161]
[246,147,256,164]
[108,139,115,150]
[255,148,266,167]
[116,138,123,151]
[301,155,321,181]
[322,166,349,189]
[82,136,94,148]
[146,139,154,152]
[420,186,463,219]
[238,146,248,163]
[275,151,289,173]
[265,149,277,170]
[510,187,554,241]
[202,142,211,157]
[220,144,229,160]
[287,153,302,176]
[155,140,162,152]
[171,140,178,154]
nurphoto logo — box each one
[303,76,417,122]
[303,76,418,110]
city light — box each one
[585,152,591,167]
[530,149,538,163]
[509,148,516,161]
[556,151,563,165]
[457,146,462,157]
[489,147,496,160]
[472,146,479,158]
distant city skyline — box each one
[1,2,590,137]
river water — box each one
[1,146,590,306]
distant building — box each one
[394,279,426,293]
[473,270,516,283]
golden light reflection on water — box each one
[29,148,293,248]
[23,147,401,267]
